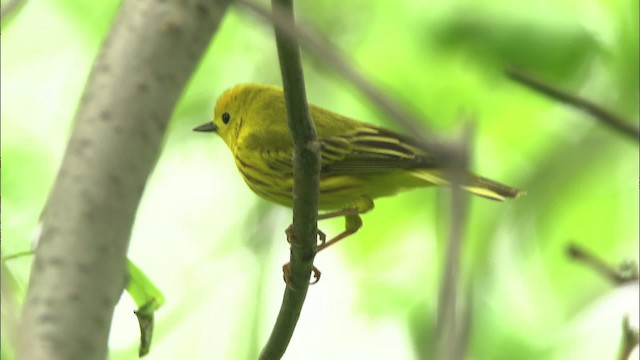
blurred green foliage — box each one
[1,0,637,359]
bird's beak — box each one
[193,122,218,132]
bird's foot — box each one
[285,225,326,247]
[282,263,322,286]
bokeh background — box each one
[1,0,638,359]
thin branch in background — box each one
[1,250,33,262]
[506,67,640,143]
[1,260,22,354]
[0,0,27,26]
[451,282,474,360]
[259,0,321,358]
[567,243,639,285]
[235,0,455,160]
[568,242,638,360]
[16,1,233,359]
[243,202,277,360]
[618,316,640,360]
[433,123,474,360]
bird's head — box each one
[193,84,255,151]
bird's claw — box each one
[316,229,327,247]
[285,225,326,247]
[282,264,322,286]
[285,225,294,244]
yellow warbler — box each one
[194,84,522,252]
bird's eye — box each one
[222,112,231,125]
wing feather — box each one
[320,126,436,175]
[257,125,436,176]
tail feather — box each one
[462,176,524,201]
[412,170,524,201]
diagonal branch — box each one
[259,0,321,359]
[17,1,232,359]
[506,68,640,142]
[433,124,473,360]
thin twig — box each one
[567,243,639,285]
[433,124,473,360]
[451,282,474,360]
[618,316,640,360]
[1,250,33,262]
[244,203,277,360]
[258,0,321,358]
[507,68,640,142]
[1,260,21,352]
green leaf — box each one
[126,260,165,357]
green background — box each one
[1,0,638,359]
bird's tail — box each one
[412,170,524,201]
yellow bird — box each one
[194,84,522,257]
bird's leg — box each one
[316,212,363,252]
[315,197,374,253]
[282,198,374,285]
[282,208,362,285]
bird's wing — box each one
[320,126,438,175]
[257,126,437,176]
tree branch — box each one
[506,68,640,142]
[567,243,639,285]
[258,0,320,359]
[17,1,232,359]
[433,125,473,360]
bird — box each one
[194,83,523,278]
